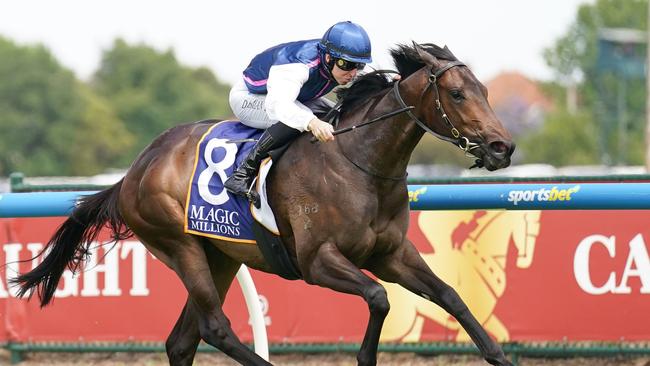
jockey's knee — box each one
[267,122,301,140]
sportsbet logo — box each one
[508,185,581,206]
[408,186,427,202]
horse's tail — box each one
[10,180,132,307]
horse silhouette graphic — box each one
[380,210,541,342]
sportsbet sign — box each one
[507,185,581,206]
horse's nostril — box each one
[490,141,508,155]
[488,141,514,159]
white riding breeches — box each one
[229,79,335,131]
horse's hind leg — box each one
[165,243,242,366]
[166,297,200,366]
[150,235,270,366]
[368,240,512,366]
[301,242,389,366]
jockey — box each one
[225,21,372,207]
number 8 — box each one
[197,138,237,205]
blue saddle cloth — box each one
[184,121,264,243]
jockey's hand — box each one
[308,118,334,142]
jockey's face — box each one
[326,54,360,85]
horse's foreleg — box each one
[165,244,241,366]
[164,236,271,366]
[368,240,512,366]
[302,242,389,366]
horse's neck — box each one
[336,84,425,179]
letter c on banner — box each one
[574,234,617,295]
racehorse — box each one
[12,43,515,366]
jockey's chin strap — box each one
[393,61,484,168]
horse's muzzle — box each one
[479,140,515,171]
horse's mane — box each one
[336,43,458,115]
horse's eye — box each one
[450,90,464,101]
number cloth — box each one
[184,121,279,243]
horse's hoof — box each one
[485,350,512,366]
[356,355,377,366]
[486,356,513,366]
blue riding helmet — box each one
[318,21,372,64]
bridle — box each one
[329,61,487,180]
[393,61,481,155]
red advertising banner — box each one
[1,210,649,344]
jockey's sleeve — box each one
[266,63,315,132]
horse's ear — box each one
[443,45,458,60]
[412,41,437,66]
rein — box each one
[310,106,414,143]
[318,106,414,180]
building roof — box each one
[485,71,553,111]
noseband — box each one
[393,61,481,156]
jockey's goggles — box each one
[335,58,365,71]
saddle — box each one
[184,103,340,280]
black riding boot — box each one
[224,122,300,207]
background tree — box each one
[540,0,648,166]
[0,36,133,176]
[92,39,232,164]
[516,81,601,166]
[519,109,600,166]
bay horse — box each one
[12,43,515,366]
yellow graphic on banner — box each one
[380,210,541,342]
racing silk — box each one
[242,39,338,131]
